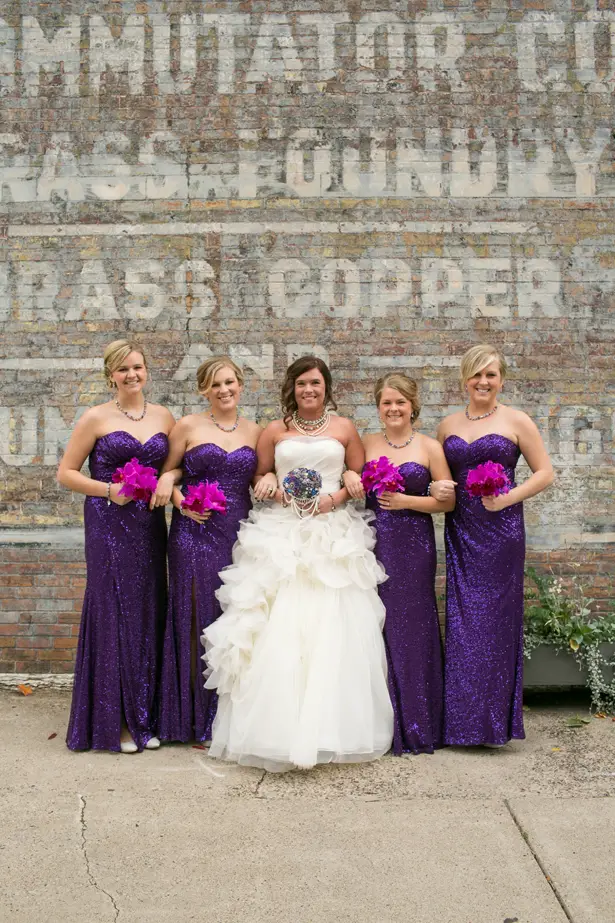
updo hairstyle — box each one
[374,372,421,423]
[103,339,147,388]
[196,356,244,395]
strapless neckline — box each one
[443,434,518,450]
[185,443,256,458]
[98,430,168,448]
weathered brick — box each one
[0,0,613,674]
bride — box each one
[202,356,394,772]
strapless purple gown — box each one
[443,434,525,746]
[66,431,168,752]
[159,444,257,742]
[367,463,444,755]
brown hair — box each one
[281,356,337,428]
[103,339,147,387]
[374,372,421,422]
[196,356,244,395]
[459,344,508,390]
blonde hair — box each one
[459,344,507,390]
[196,356,244,395]
[103,339,147,387]
[374,373,421,422]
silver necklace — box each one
[384,430,415,450]
[292,409,330,437]
[115,398,147,422]
[465,404,499,422]
[210,411,240,433]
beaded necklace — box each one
[465,404,499,422]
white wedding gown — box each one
[202,436,394,772]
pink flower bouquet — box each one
[361,456,405,497]
[466,461,511,498]
[181,481,228,516]
[112,457,158,502]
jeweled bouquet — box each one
[112,457,158,502]
[465,461,511,498]
[282,467,322,518]
[181,481,228,516]
[361,456,405,497]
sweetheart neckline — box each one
[443,434,519,450]
[98,430,168,448]
[363,460,429,474]
[184,443,257,457]
[397,461,430,474]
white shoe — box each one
[483,743,505,749]
[120,740,138,754]
[145,736,161,750]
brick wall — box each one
[1,0,614,674]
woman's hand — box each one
[377,491,407,511]
[109,483,132,506]
[149,471,176,509]
[317,494,336,515]
[179,506,212,524]
[343,470,365,501]
[254,472,278,501]
[429,479,457,503]
[482,494,511,513]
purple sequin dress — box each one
[443,434,525,746]
[158,444,257,743]
[367,463,444,755]
[66,431,169,752]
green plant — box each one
[524,566,615,713]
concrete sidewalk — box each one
[1,690,614,923]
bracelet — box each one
[427,482,431,497]
[106,483,111,506]
[328,493,336,512]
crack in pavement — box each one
[79,795,120,922]
[255,770,267,797]
[504,798,574,923]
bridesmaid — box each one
[57,339,175,753]
[433,344,554,747]
[345,373,454,755]
[157,357,260,744]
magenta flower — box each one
[466,461,511,498]
[181,480,228,516]
[112,457,158,502]
[361,456,405,497]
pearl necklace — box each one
[115,398,147,422]
[210,411,240,433]
[384,430,415,450]
[291,409,330,437]
[465,404,499,422]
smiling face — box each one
[111,351,147,396]
[378,387,414,431]
[205,365,242,414]
[465,360,503,406]
[294,367,326,417]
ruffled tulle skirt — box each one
[202,504,394,772]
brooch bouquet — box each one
[282,467,322,518]
[465,461,511,498]
[361,456,405,497]
[181,481,228,517]
[112,457,158,502]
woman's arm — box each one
[57,410,129,505]
[482,412,554,512]
[150,418,185,508]
[429,419,458,503]
[253,423,279,501]
[317,421,363,513]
